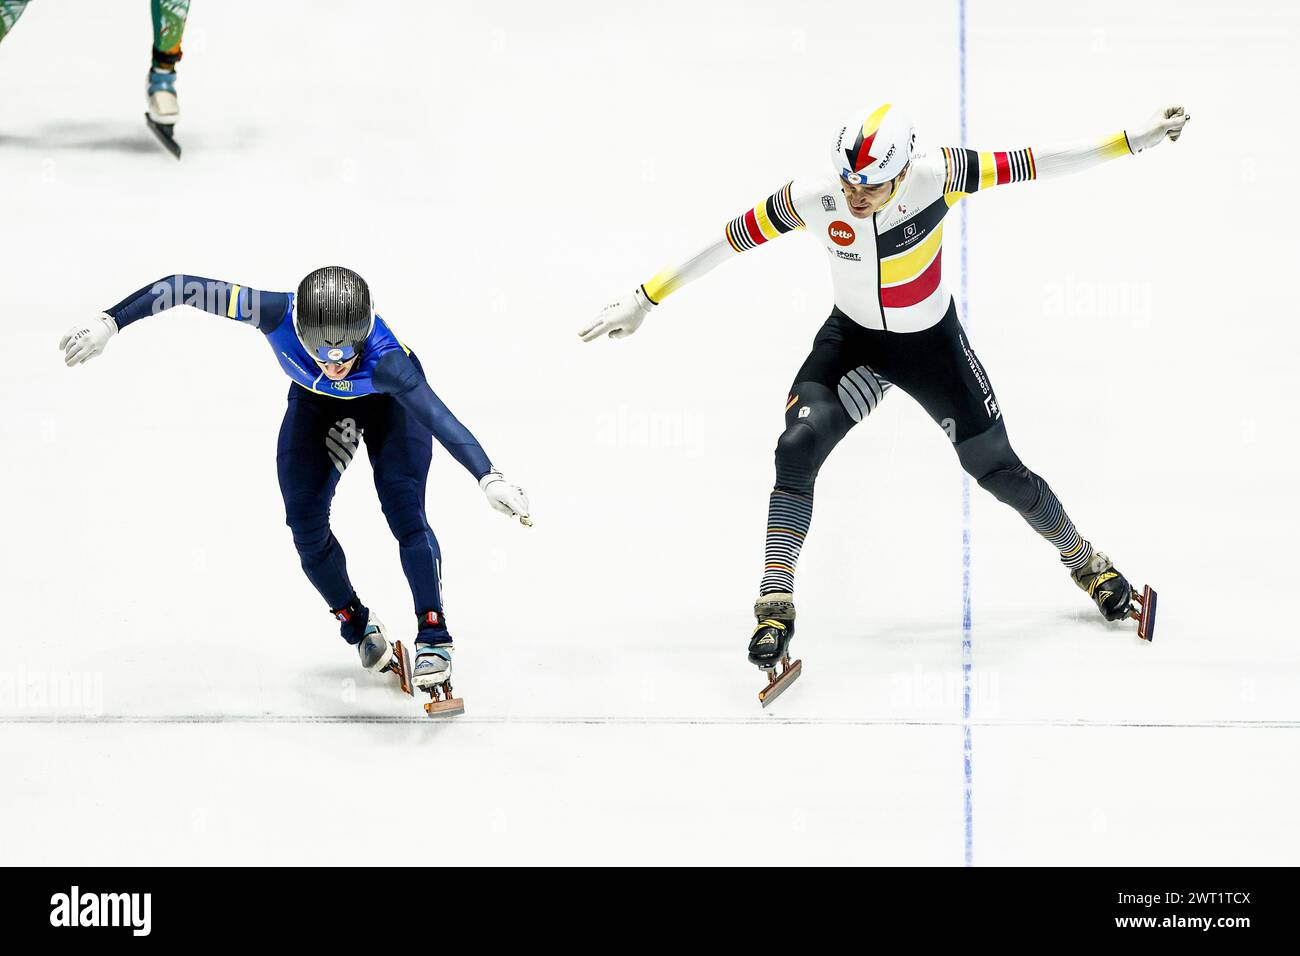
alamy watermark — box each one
[148,275,265,327]
[0,666,104,716]
[50,886,151,936]
[890,664,1001,715]
[1042,275,1153,325]
[593,405,702,450]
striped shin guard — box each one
[1022,482,1094,571]
[760,489,815,595]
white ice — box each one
[2,0,1297,865]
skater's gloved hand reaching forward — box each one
[1127,106,1191,153]
[481,473,532,527]
[578,287,655,342]
[58,313,118,366]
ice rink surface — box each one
[3,1,1298,865]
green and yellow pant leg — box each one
[150,0,189,70]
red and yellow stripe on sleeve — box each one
[724,182,806,253]
[943,146,1037,198]
[944,132,1131,200]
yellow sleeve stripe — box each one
[753,201,782,242]
[226,284,242,319]
[643,268,680,304]
[880,223,943,286]
[978,152,997,191]
[1099,132,1132,159]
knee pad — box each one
[956,420,1043,513]
[774,420,822,494]
[955,419,1020,477]
[976,465,1043,513]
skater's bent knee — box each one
[955,421,1044,511]
[284,505,331,545]
[955,420,1020,479]
[390,519,433,550]
[774,420,823,494]
[775,419,820,461]
[976,465,1042,512]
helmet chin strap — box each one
[881,162,911,207]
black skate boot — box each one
[749,592,802,707]
[1070,552,1158,640]
[1070,552,1133,621]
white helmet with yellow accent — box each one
[833,103,916,185]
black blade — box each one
[144,114,182,159]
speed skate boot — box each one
[412,611,463,717]
[1071,552,1158,641]
[145,65,182,158]
[334,599,412,695]
[748,592,802,708]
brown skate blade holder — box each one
[392,641,414,696]
[423,678,465,718]
[759,656,803,708]
[1130,585,1158,642]
[423,690,465,718]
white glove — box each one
[578,286,655,342]
[59,313,118,367]
[1127,105,1191,153]
[480,472,532,526]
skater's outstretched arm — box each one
[106,275,290,332]
[579,181,811,342]
[59,275,290,366]
[372,350,531,523]
[938,105,1190,200]
[371,350,493,479]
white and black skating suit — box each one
[637,130,1140,596]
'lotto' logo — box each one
[828,221,856,246]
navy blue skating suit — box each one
[105,275,491,639]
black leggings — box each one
[776,298,1043,510]
[758,298,1098,597]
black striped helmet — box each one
[294,266,374,363]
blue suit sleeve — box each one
[104,275,291,334]
[373,350,494,480]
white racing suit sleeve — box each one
[641,180,808,304]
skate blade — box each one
[758,659,802,709]
[391,640,414,696]
[1131,584,1158,642]
[423,696,465,718]
[144,113,182,159]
